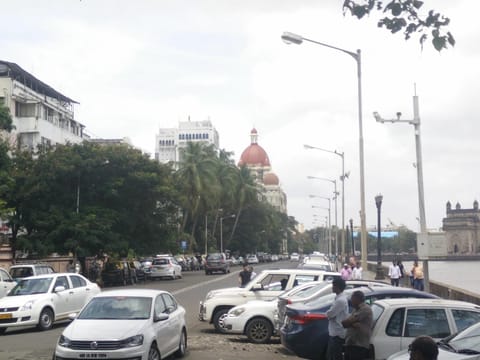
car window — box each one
[69,275,86,288]
[405,308,450,338]
[10,267,34,278]
[79,296,151,320]
[54,275,70,290]
[386,308,405,336]
[259,274,290,291]
[452,310,480,332]
[371,303,385,324]
[10,277,52,295]
[0,268,10,281]
[295,274,317,286]
[207,253,222,260]
[154,295,167,314]
[162,293,177,313]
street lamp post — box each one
[349,218,355,257]
[375,194,385,280]
[305,144,347,259]
[373,91,429,290]
[308,176,338,257]
[282,31,367,272]
[220,214,235,254]
[312,205,331,255]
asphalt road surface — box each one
[0,260,302,360]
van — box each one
[9,264,55,281]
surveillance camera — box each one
[373,111,381,122]
[396,112,402,119]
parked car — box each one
[150,256,182,280]
[246,254,259,264]
[53,289,186,360]
[224,280,330,343]
[370,298,480,360]
[0,273,101,333]
[0,267,16,298]
[129,260,147,282]
[290,253,300,261]
[276,279,393,331]
[280,286,439,360]
[205,253,230,275]
[101,260,136,286]
[9,263,55,282]
[199,268,341,333]
[387,318,480,360]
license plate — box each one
[78,354,108,359]
[0,313,12,319]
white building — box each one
[154,118,219,164]
[0,60,86,151]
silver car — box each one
[149,256,182,280]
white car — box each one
[370,298,480,360]
[149,256,182,280]
[54,289,187,360]
[290,253,300,261]
[0,273,101,333]
[246,255,259,264]
[224,280,327,343]
[387,320,480,360]
[0,267,16,298]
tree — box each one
[0,104,14,132]
[343,0,454,51]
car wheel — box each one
[213,308,230,333]
[246,317,273,344]
[148,343,161,360]
[174,328,187,358]
[171,272,176,280]
[37,307,54,331]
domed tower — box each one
[238,128,271,182]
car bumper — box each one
[55,345,146,360]
[198,301,207,321]
[223,315,246,334]
[149,268,174,278]
[0,309,38,329]
[280,326,327,359]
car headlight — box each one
[205,291,215,300]
[58,335,72,348]
[120,335,144,348]
[20,299,36,311]
[229,307,246,317]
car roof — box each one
[21,272,79,280]
[96,289,168,298]
[9,264,53,268]
[259,269,339,276]
[373,298,480,309]
[348,286,439,297]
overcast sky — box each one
[2,0,479,233]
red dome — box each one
[238,144,271,167]
[263,172,279,185]
[251,128,258,134]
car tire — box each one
[246,317,273,344]
[37,307,54,331]
[213,308,230,333]
[174,328,187,358]
[148,343,160,360]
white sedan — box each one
[0,273,100,333]
[54,289,187,360]
[0,267,16,298]
[149,256,182,280]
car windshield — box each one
[153,258,169,265]
[442,323,480,353]
[78,296,152,320]
[10,267,34,278]
[9,277,53,296]
[207,254,222,260]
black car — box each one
[101,260,136,286]
[129,260,147,282]
[205,253,230,275]
[280,286,439,360]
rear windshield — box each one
[10,267,34,278]
[153,258,169,265]
[207,254,222,260]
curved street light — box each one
[283,31,368,271]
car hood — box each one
[63,319,149,340]
[387,347,475,360]
[209,287,248,297]
[236,300,277,311]
[0,293,49,306]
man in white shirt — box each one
[352,262,363,280]
[388,261,401,286]
[326,278,349,360]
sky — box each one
[2,0,480,233]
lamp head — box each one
[373,111,384,123]
[375,194,383,208]
[281,32,303,45]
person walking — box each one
[411,260,425,291]
[352,262,363,280]
[408,335,439,360]
[388,261,402,286]
[326,278,349,360]
[341,264,352,280]
[341,290,373,360]
[238,263,251,287]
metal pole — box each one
[205,215,208,255]
[334,181,338,258]
[350,218,354,257]
[220,217,223,253]
[357,49,368,273]
[341,153,345,261]
[375,195,385,280]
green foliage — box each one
[343,0,454,51]
[0,104,14,132]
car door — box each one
[253,274,291,300]
[0,268,15,298]
[153,295,174,355]
[68,275,90,311]
[52,275,74,317]
[162,293,182,353]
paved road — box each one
[0,260,304,360]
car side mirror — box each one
[54,285,66,293]
[154,313,169,322]
[68,313,78,321]
[251,283,263,291]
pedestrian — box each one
[326,278,349,360]
[341,263,352,280]
[352,262,363,280]
[388,260,402,286]
[408,335,439,360]
[411,260,425,291]
[238,263,251,287]
[397,260,407,286]
[249,265,257,280]
[341,290,373,360]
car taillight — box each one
[287,299,292,305]
[290,313,327,325]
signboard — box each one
[181,241,187,250]
[417,233,447,260]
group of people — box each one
[341,262,363,280]
[238,263,257,287]
[326,277,438,360]
[388,259,425,290]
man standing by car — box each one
[341,290,373,360]
[326,278,349,360]
[238,264,251,287]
